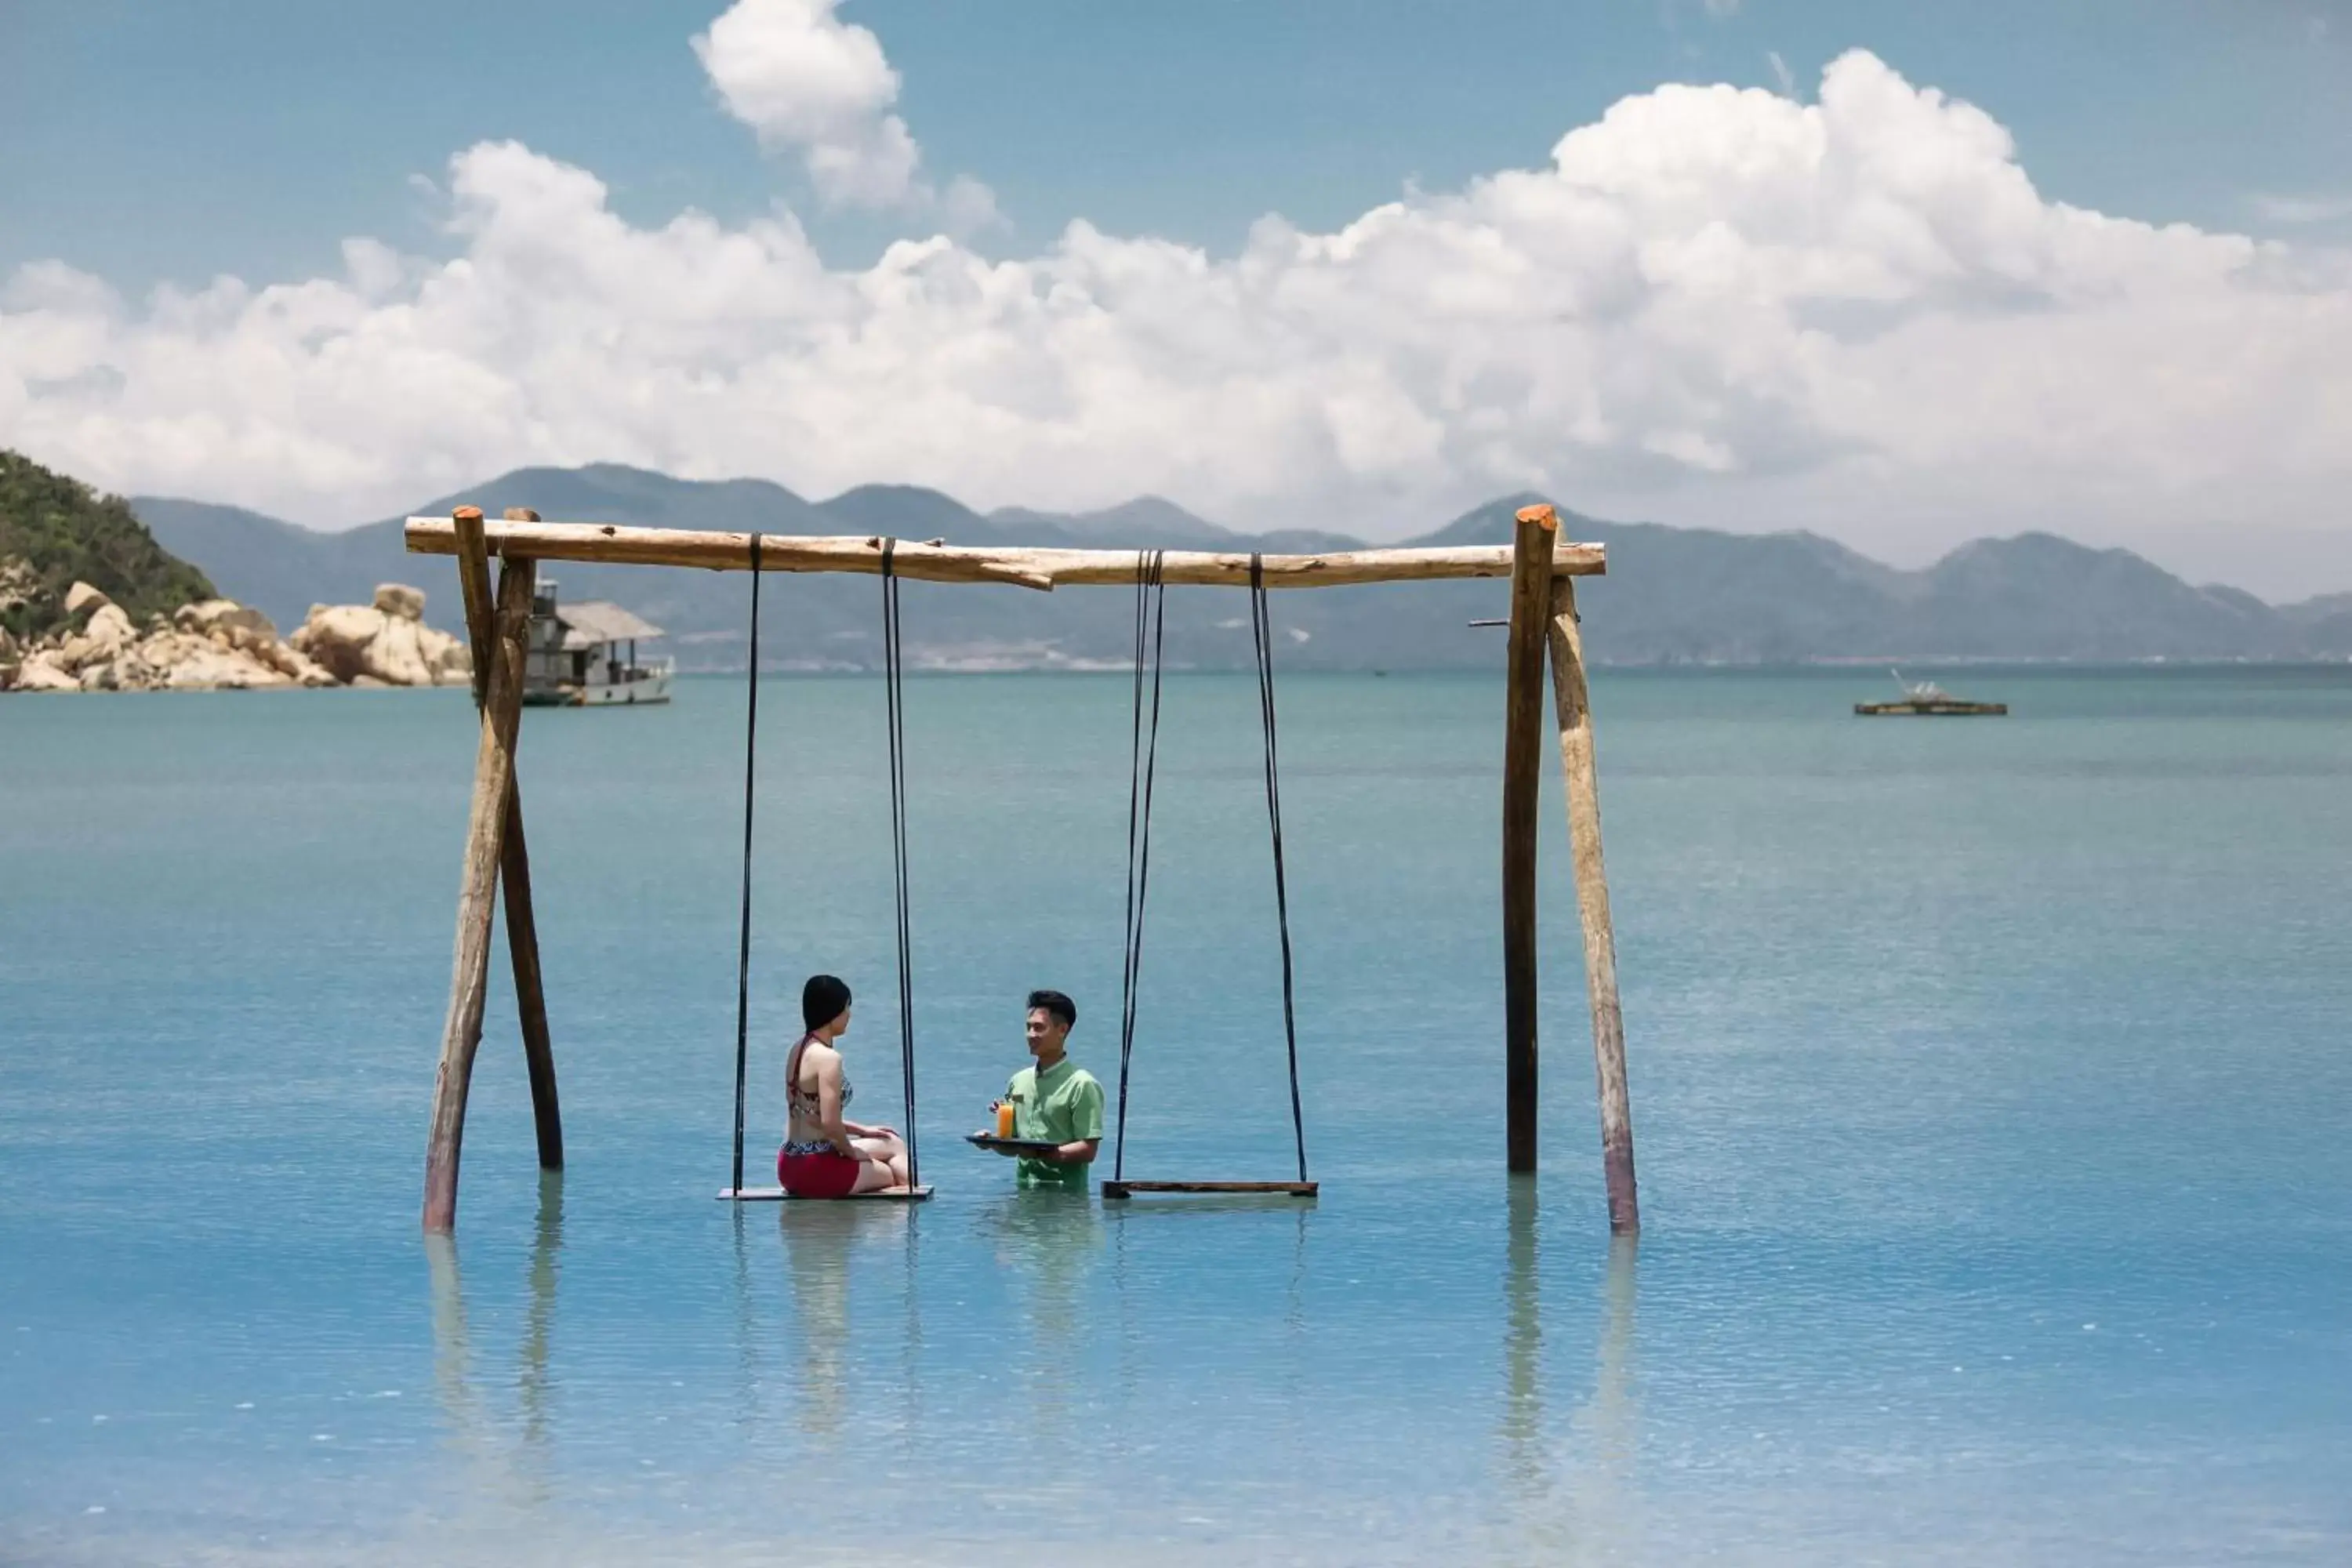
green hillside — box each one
[0,450,216,638]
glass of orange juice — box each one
[995,1100,1017,1138]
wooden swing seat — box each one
[1101,1181,1317,1200]
[717,1185,935,1202]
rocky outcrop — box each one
[2,581,334,693]
[289,584,471,688]
[2,579,473,695]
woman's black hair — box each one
[802,974,852,1033]
[1026,989,1077,1030]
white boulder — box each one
[291,597,470,688]
[84,602,136,654]
[374,583,428,621]
[176,599,278,642]
[63,581,111,618]
[13,649,82,693]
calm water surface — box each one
[3,668,2350,1565]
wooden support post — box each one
[1547,575,1639,1232]
[423,515,537,1232]
[1501,504,1559,1174]
[456,508,564,1171]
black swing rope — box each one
[1250,554,1310,1185]
[880,541,920,1189]
[729,534,924,1196]
[1109,551,1309,1187]
[1111,550,1168,1183]
[730,533,764,1197]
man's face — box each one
[1026,1007,1068,1058]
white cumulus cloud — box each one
[1,48,2347,564]
[693,0,989,220]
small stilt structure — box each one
[406,503,1635,1232]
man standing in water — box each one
[993,989,1103,1191]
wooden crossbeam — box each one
[405,516,1605,589]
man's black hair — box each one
[1026,989,1077,1031]
[802,974,852,1033]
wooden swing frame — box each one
[408,503,1636,1236]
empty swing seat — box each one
[1101,1180,1316,1200]
[1101,554,1318,1209]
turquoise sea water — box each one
[3,667,2350,1565]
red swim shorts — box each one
[779,1145,862,1199]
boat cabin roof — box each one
[550,600,663,648]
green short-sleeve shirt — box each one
[1007,1058,1105,1191]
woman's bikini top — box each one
[785,1033,851,1124]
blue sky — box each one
[8,1,2345,289]
[2,1,2348,593]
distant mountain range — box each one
[132,464,2352,669]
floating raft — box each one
[1853,698,2008,716]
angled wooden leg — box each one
[423,511,537,1232]
[495,510,561,1168]
[449,508,564,1171]
[1547,574,1639,1234]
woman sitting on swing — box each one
[779,975,912,1197]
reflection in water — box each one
[900,1196,924,1453]
[1283,1203,1310,1450]
[1566,1231,1642,1561]
[519,1171,563,1463]
[770,1202,920,1448]
[426,1189,568,1512]
[425,1231,476,1439]
[778,1203,864,1439]
[1501,1178,1547,1508]
[1497,1185,1642,1564]
[983,1193,1103,1439]
[425,1226,526,1518]
[731,1204,760,1428]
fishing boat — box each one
[522,580,673,706]
[1854,670,2006,717]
